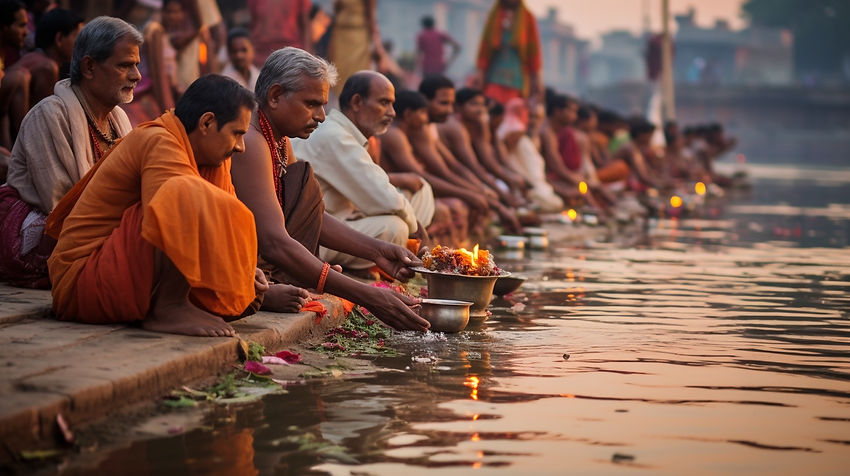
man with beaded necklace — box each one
[231,47,430,331]
[0,16,139,288]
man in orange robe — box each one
[47,75,265,337]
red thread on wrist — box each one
[316,262,331,294]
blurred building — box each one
[538,7,588,94]
[587,30,647,87]
[674,8,793,86]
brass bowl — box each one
[419,298,472,332]
[493,275,527,296]
[412,267,506,320]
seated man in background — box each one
[221,27,260,91]
[437,87,527,211]
[539,93,584,203]
[48,75,265,337]
[382,90,485,247]
[413,75,521,235]
[614,118,663,192]
[292,70,434,275]
[232,47,429,331]
[1,8,83,139]
[497,97,564,213]
[0,16,138,288]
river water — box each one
[69,164,849,475]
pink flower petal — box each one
[274,350,302,364]
[262,356,290,365]
[245,360,271,375]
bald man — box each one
[292,71,433,271]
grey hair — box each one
[70,16,143,85]
[255,47,338,106]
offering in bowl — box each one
[416,245,504,320]
[419,299,472,332]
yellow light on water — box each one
[670,195,683,208]
[695,182,706,196]
[567,208,578,221]
[464,375,480,400]
[578,181,588,194]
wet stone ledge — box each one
[0,285,347,461]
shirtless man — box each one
[437,87,526,209]
[412,75,521,234]
[231,47,429,331]
[381,90,481,246]
[2,8,82,137]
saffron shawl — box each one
[476,1,542,95]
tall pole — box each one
[661,0,676,121]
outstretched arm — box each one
[319,212,421,281]
[231,129,428,330]
[382,128,489,212]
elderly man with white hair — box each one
[231,47,430,332]
[0,16,141,288]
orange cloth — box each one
[48,111,258,322]
[302,299,327,324]
[340,298,355,314]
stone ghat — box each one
[0,285,348,461]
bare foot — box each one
[143,301,235,337]
[261,284,309,313]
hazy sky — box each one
[525,0,747,41]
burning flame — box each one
[695,182,706,196]
[567,209,578,221]
[578,181,588,195]
[670,195,683,208]
[458,244,481,268]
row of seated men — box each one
[0,15,594,337]
[0,16,737,337]
[0,16,441,335]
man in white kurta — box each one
[292,71,434,270]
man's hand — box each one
[397,173,424,193]
[373,242,423,282]
[244,268,270,315]
[365,287,429,331]
[462,192,490,214]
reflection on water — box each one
[75,167,850,475]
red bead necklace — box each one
[88,124,104,162]
[258,109,288,207]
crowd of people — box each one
[0,0,739,337]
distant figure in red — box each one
[475,0,542,105]
[247,0,312,66]
[416,16,459,77]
